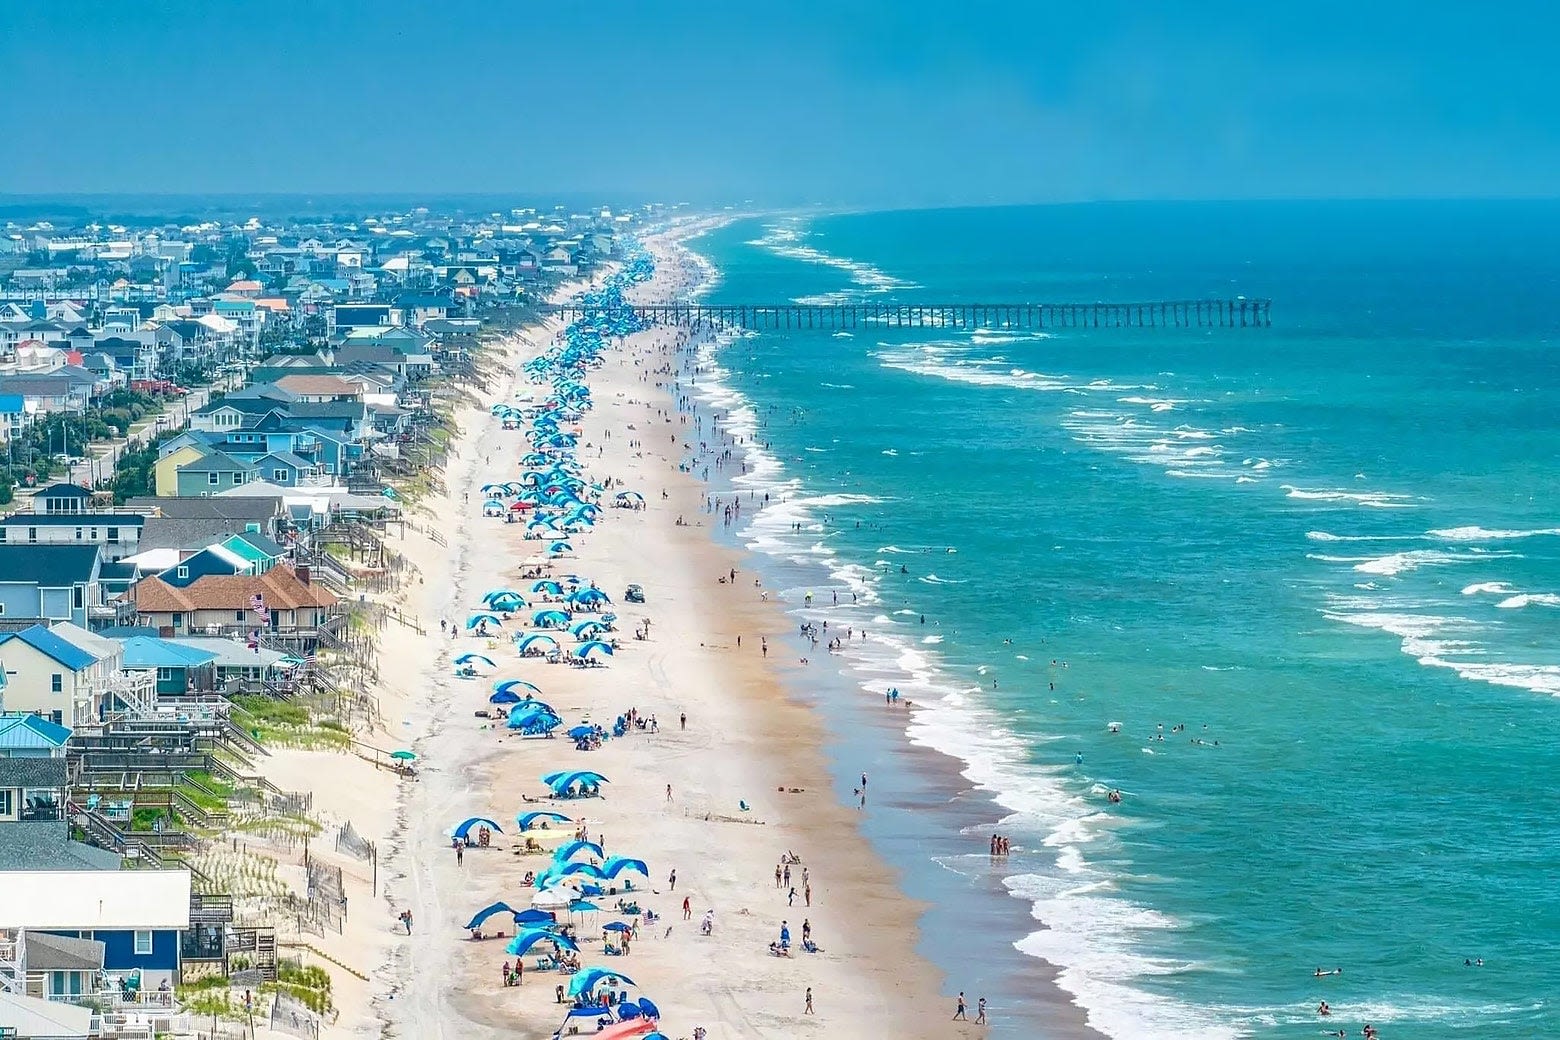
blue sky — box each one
[2,0,1555,203]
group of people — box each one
[988,834,1012,857]
[952,991,989,1025]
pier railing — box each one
[545,300,1271,331]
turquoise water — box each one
[675,203,1560,1039]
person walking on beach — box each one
[804,883,811,906]
[775,864,783,888]
[976,997,987,1025]
[455,843,463,867]
[788,887,796,906]
[953,992,967,1020]
[804,987,814,1015]
[783,864,792,887]
[669,869,677,891]
[683,897,692,920]
[666,783,673,802]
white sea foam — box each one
[1427,525,1560,541]
[751,218,919,297]
[1352,549,1502,577]
[1461,581,1520,596]
[1497,593,1560,609]
[1282,485,1417,509]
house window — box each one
[236,610,246,621]
[0,790,11,816]
[75,527,83,540]
[156,667,175,682]
[0,603,6,615]
[90,528,98,540]
[233,472,244,484]
[0,528,6,542]
[134,930,153,956]
[51,673,63,693]
[108,527,120,543]
[177,566,189,579]
[27,527,36,543]
[273,469,287,482]
[172,613,185,629]
[209,472,220,485]
[73,586,84,609]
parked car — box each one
[624,583,645,603]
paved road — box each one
[69,387,212,488]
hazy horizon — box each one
[3,1,1558,204]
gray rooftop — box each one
[0,822,121,872]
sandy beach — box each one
[330,243,981,1040]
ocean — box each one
[669,201,1560,1039]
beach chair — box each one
[536,955,557,971]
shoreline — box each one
[638,220,1108,1040]
[370,257,954,1039]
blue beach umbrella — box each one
[531,608,571,628]
[531,579,565,596]
[505,929,578,956]
[566,724,595,740]
[465,611,504,630]
[602,856,649,879]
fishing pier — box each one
[547,299,1272,331]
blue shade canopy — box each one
[516,811,571,830]
[553,840,605,863]
[463,901,516,930]
[602,856,649,879]
[602,921,633,933]
[451,817,504,839]
[493,679,543,698]
[453,653,496,668]
[504,929,578,956]
[576,640,614,659]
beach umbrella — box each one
[559,862,608,880]
[638,999,661,1021]
[569,588,612,607]
[449,816,504,840]
[566,724,595,740]
[465,611,504,630]
[553,840,606,863]
[453,653,496,669]
[602,921,633,933]
[576,640,614,660]
[531,579,565,596]
[548,541,573,555]
[567,899,601,914]
[489,689,525,705]
[516,810,571,831]
[530,888,573,910]
[531,608,571,628]
[389,750,416,762]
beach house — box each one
[0,544,104,629]
[0,512,145,562]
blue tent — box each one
[516,811,572,831]
[546,770,608,795]
[548,541,573,554]
[531,609,571,628]
[638,999,662,1021]
[566,724,595,740]
[531,580,564,596]
[569,620,605,640]
[453,653,496,668]
[465,612,504,630]
[559,862,607,879]
[489,689,525,705]
[451,817,504,840]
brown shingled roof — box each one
[130,576,196,613]
[273,375,359,397]
[132,565,336,613]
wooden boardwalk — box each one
[548,299,1271,330]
